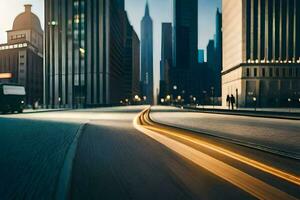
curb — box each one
[183,106,300,120]
[149,109,300,161]
[56,122,87,200]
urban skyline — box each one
[0,0,221,95]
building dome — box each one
[12,5,43,33]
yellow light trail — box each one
[133,109,299,200]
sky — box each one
[0,0,44,43]
[0,0,221,93]
[125,0,221,93]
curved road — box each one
[0,106,299,199]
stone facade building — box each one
[0,5,43,105]
[222,0,300,107]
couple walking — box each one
[226,95,236,110]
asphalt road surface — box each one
[151,106,300,158]
[0,106,299,200]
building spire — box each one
[145,1,150,16]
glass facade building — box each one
[170,0,199,101]
[45,0,126,108]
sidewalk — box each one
[182,105,300,120]
[196,105,300,113]
[23,108,69,114]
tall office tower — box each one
[207,39,216,89]
[159,22,172,100]
[222,0,300,107]
[0,5,43,105]
[171,0,198,98]
[45,0,127,108]
[198,49,205,63]
[141,2,154,104]
[214,8,222,97]
[207,40,216,70]
[123,12,141,101]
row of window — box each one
[0,43,28,51]
[246,67,300,78]
[10,34,26,40]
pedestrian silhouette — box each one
[226,95,230,109]
[231,95,235,110]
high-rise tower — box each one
[141,2,154,104]
[171,0,198,99]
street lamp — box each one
[166,95,171,105]
[166,95,171,101]
[133,95,140,105]
[193,97,197,107]
[253,97,257,111]
[211,87,215,109]
[58,97,62,108]
[202,90,207,110]
[288,98,292,112]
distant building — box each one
[141,2,154,104]
[222,0,300,107]
[214,8,222,97]
[171,0,198,101]
[123,12,141,101]
[0,5,43,105]
[206,39,216,96]
[207,40,215,71]
[45,0,132,108]
[159,23,172,100]
[198,49,204,63]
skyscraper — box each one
[207,40,215,71]
[173,0,198,70]
[171,0,198,99]
[222,0,300,107]
[45,0,130,108]
[141,2,154,104]
[159,22,172,99]
[198,49,205,63]
[123,11,141,101]
[214,8,222,97]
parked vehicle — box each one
[0,84,26,113]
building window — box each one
[275,68,279,77]
[282,68,286,77]
[296,69,299,77]
[289,68,293,77]
[254,68,257,77]
[269,68,273,77]
[262,68,266,77]
[246,68,250,77]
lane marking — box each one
[143,110,300,187]
[133,109,298,200]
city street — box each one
[0,106,299,200]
